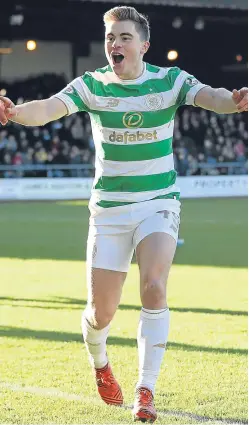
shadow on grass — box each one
[0,296,247,317]
[0,326,247,356]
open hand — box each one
[232,88,248,113]
[0,96,18,125]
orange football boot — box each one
[95,363,123,406]
[133,387,157,423]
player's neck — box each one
[119,62,145,81]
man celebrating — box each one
[0,6,247,423]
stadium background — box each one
[0,0,247,180]
[0,1,248,424]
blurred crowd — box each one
[0,73,247,178]
[174,108,247,176]
[0,114,95,178]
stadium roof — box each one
[84,0,247,9]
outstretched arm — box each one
[0,75,93,127]
[0,96,68,127]
[195,86,248,114]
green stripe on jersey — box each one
[91,106,175,129]
[102,137,173,161]
[96,191,180,208]
[146,63,161,73]
[166,67,182,89]
[63,86,90,112]
[154,192,180,201]
[97,200,134,208]
[94,170,177,192]
[94,65,112,74]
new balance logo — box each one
[106,99,120,108]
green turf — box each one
[0,198,247,424]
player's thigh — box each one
[86,227,134,314]
[134,210,180,283]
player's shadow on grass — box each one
[0,326,247,356]
[0,296,247,317]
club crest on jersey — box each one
[145,93,164,111]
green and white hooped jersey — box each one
[53,63,207,208]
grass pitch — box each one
[0,198,247,424]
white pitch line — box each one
[0,382,246,425]
[0,382,101,405]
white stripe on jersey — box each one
[90,66,169,85]
[90,119,175,146]
[96,153,175,177]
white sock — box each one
[81,313,109,369]
[136,307,170,395]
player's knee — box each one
[84,306,114,330]
[94,310,114,329]
[141,276,166,304]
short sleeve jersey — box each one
[53,63,207,207]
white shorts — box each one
[87,199,181,273]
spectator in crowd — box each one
[0,130,9,151]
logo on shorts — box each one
[145,93,164,111]
[158,210,169,219]
[170,212,180,234]
[122,111,144,128]
[92,243,97,259]
[157,210,180,235]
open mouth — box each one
[112,53,125,64]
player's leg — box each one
[132,210,179,422]
[82,266,126,405]
[82,226,134,405]
[82,266,126,365]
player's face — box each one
[105,20,150,80]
